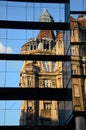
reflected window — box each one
[34,45,36,50]
[44,80,52,88]
[28,76,31,87]
[44,80,48,88]
[72,65,77,74]
[28,101,33,111]
[43,40,49,49]
[72,69,76,75]
[74,85,80,97]
[27,44,36,51]
[52,61,56,71]
[44,103,51,110]
[31,45,33,50]
[71,47,75,55]
[46,64,50,71]
[28,106,32,111]
[43,61,50,71]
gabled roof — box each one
[37,9,55,41]
[36,30,55,41]
[70,15,86,29]
[70,16,78,29]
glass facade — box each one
[59,2,72,125]
[0,0,72,126]
[1,0,86,128]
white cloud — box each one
[0,42,13,53]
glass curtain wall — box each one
[59,2,72,125]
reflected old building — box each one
[19,9,86,126]
[56,14,86,112]
[19,9,58,126]
[70,15,86,111]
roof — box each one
[56,31,64,41]
[36,30,55,41]
[70,15,86,29]
[70,16,78,29]
[39,9,54,22]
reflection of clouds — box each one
[0,42,13,53]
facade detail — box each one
[70,15,86,111]
[19,9,86,126]
[20,9,58,126]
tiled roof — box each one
[56,31,64,41]
[70,16,78,29]
[70,16,86,29]
[36,30,55,41]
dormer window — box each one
[27,44,37,51]
[44,43,49,49]
[34,45,36,50]
[31,45,33,50]
[43,40,49,50]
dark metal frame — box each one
[4,0,70,3]
[0,0,86,129]
[0,0,71,129]
[0,88,72,100]
[0,54,71,61]
[0,20,70,30]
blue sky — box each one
[0,0,86,126]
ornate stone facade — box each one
[19,9,86,125]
